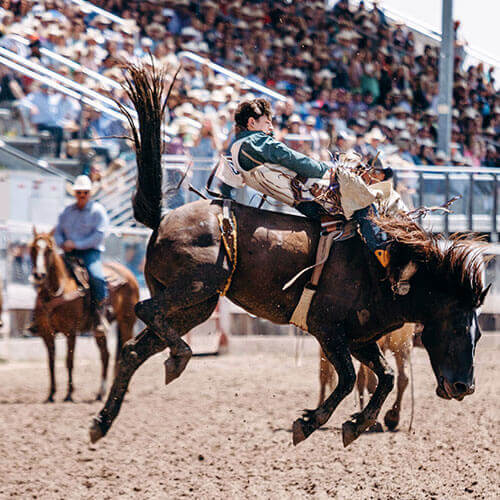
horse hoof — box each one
[89,417,104,444]
[44,396,54,404]
[292,419,307,446]
[342,420,358,447]
[384,409,400,431]
[95,393,102,402]
[63,395,73,402]
[368,421,384,433]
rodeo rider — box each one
[217,98,397,270]
[54,175,110,333]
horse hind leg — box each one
[90,296,219,444]
[93,329,110,401]
[42,334,56,403]
[136,265,230,325]
[134,295,192,385]
[384,349,409,431]
[63,334,76,402]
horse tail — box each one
[116,62,179,230]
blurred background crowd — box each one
[0,0,498,174]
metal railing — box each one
[68,0,128,26]
[98,154,499,238]
[178,51,287,102]
[9,35,123,90]
[0,46,130,118]
[392,165,499,239]
[0,138,75,181]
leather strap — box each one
[217,199,238,296]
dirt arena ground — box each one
[0,337,498,499]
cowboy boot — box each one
[94,300,110,334]
[353,207,390,268]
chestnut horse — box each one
[30,229,139,402]
[90,65,489,447]
[319,323,415,431]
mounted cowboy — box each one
[218,99,400,266]
[53,174,110,333]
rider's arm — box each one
[73,206,109,251]
[240,133,331,178]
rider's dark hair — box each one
[234,98,272,134]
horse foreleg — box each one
[384,349,409,431]
[318,349,337,406]
[64,334,76,402]
[356,363,368,410]
[90,327,169,443]
[42,334,56,403]
[343,343,394,446]
[293,332,356,446]
[93,330,110,401]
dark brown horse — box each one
[90,65,489,447]
[30,229,139,402]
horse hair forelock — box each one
[376,212,486,308]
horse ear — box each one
[32,226,37,237]
[479,283,492,306]
[49,227,56,237]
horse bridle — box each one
[32,237,66,299]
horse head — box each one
[420,295,488,401]
[30,227,57,286]
[381,216,490,402]
[418,242,490,401]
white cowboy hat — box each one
[72,175,93,192]
[365,127,386,142]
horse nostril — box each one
[453,381,468,395]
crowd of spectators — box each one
[0,0,498,171]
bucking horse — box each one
[90,64,490,447]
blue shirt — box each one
[54,200,108,252]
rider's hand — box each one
[63,240,75,252]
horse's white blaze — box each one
[35,240,47,276]
[470,315,478,356]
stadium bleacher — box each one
[0,0,497,173]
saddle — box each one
[61,255,127,324]
[64,255,90,292]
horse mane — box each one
[376,212,486,308]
